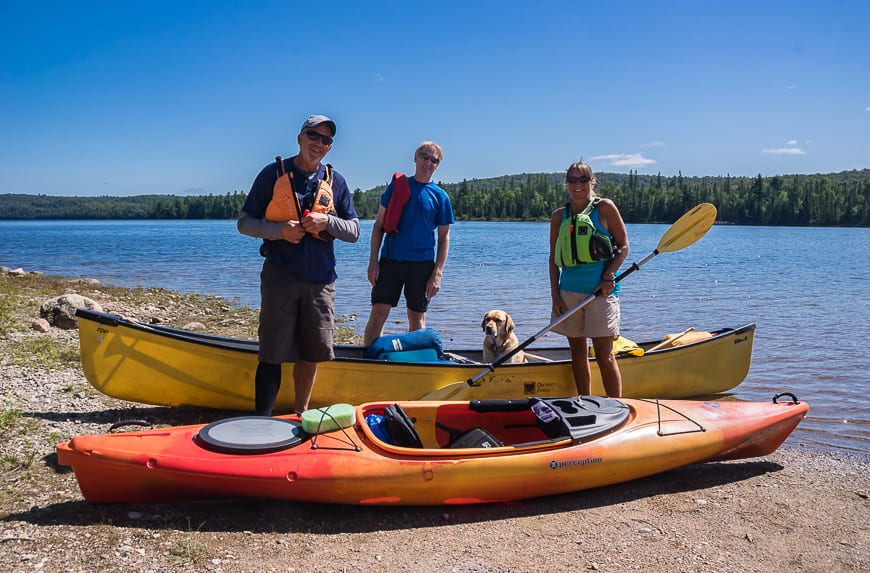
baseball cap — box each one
[300,114,336,136]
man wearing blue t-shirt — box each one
[364,141,455,346]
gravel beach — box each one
[1,270,867,572]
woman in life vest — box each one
[548,160,629,397]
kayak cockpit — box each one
[360,397,631,455]
[192,397,631,458]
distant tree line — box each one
[1,169,868,226]
[354,169,870,226]
[0,192,247,220]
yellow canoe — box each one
[76,309,755,411]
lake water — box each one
[2,219,868,455]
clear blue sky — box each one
[2,0,868,197]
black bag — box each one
[447,427,503,449]
[383,404,423,448]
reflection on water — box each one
[1,220,868,455]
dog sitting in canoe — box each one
[482,309,527,363]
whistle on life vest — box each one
[303,209,310,217]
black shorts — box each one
[371,258,435,313]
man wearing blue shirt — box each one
[364,141,455,346]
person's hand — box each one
[281,220,305,243]
[598,277,616,295]
[426,276,441,300]
[552,295,568,316]
[367,261,379,286]
[302,211,328,235]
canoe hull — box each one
[56,396,808,505]
[76,309,755,410]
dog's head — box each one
[481,310,515,340]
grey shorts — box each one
[258,262,335,364]
[550,291,620,339]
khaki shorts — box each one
[258,262,335,364]
[550,291,620,339]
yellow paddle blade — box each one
[656,203,717,253]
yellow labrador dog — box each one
[481,309,526,363]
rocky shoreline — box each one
[1,269,867,572]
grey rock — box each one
[39,294,104,329]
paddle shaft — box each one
[466,249,659,386]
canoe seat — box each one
[662,330,713,347]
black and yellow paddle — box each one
[420,203,718,401]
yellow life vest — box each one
[265,156,335,241]
[589,335,645,358]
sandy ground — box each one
[1,272,868,572]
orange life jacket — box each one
[265,156,335,241]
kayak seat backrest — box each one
[383,404,423,448]
[532,397,630,442]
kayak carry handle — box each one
[109,419,151,432]
[772,392,800,405]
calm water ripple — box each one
[2,219,868,454]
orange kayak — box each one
[56,394,808,506]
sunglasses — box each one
[566,175,591,184]
[419,152,441,165]
[303,130,334,146]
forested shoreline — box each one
[2,168,868,226]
